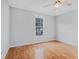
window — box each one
[35,18,43,36]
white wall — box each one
[1,0,10,59]
[56,10,78,46]
[10,7,55,47]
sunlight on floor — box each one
[35,47,44,59]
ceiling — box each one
[8,0,78,16]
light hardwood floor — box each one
[5,40,77,59]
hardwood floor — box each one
[5,40,77,59]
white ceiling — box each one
[8,0,78,16]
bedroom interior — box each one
[1,0,78,59]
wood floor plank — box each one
[5,40,77,59]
